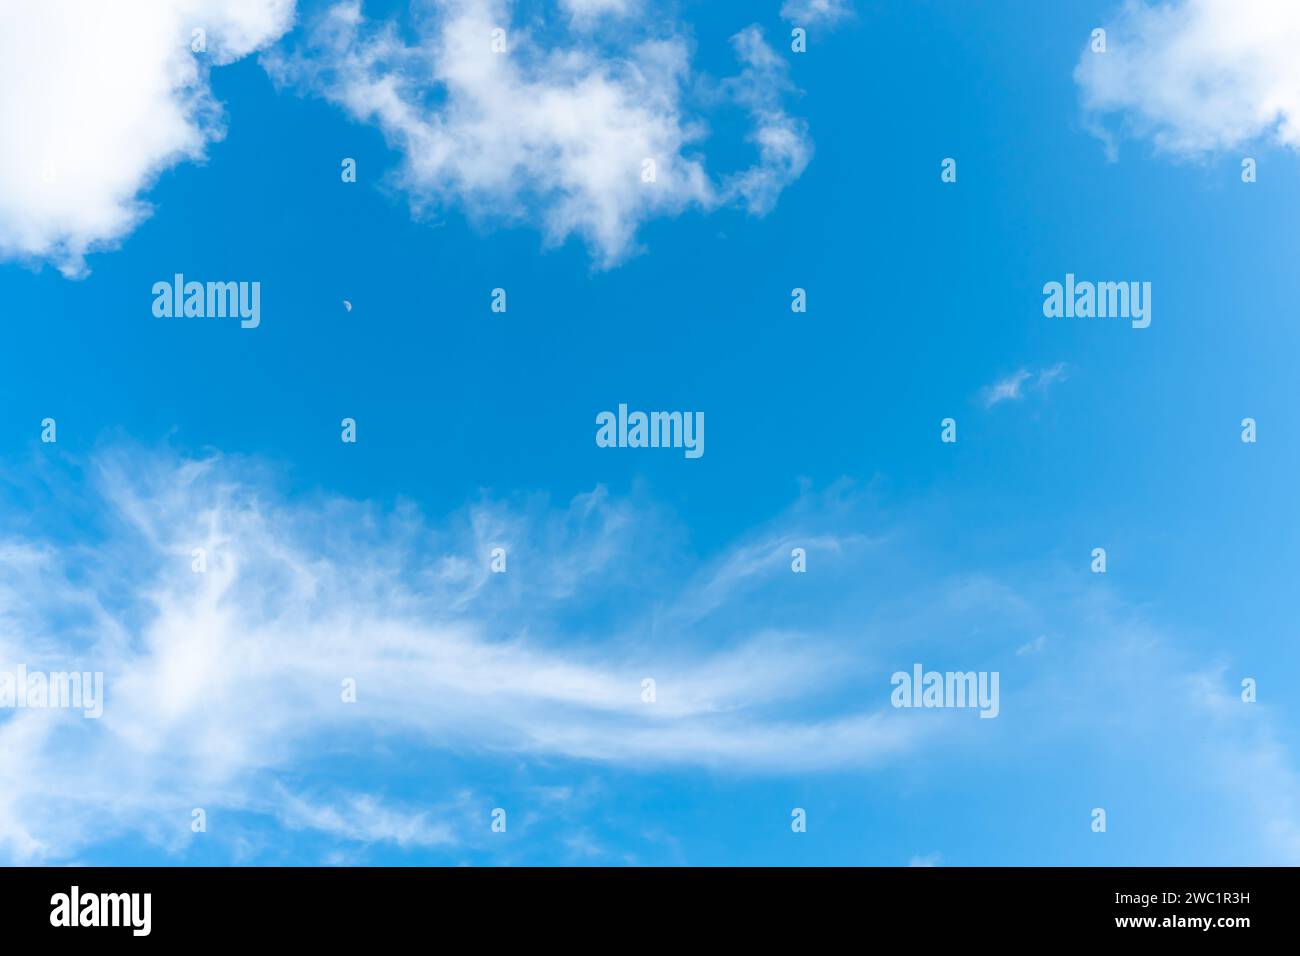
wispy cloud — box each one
[0,449,917,861]
[560,0,639,25]
[1,447,1294,864]
[1016,635,1048,656]
[979,363,1066,408]
[276,788,463,848]
[981,369,1033,408]
[781,0,854,26]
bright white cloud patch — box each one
[780,0,853,26]
[1076,0,1300,156]
[267,0,810,267]
[0,0,295,277]
[560,0,638,23]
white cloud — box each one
[0,0,296,277]
[275,788,461,848]
[1015,635,1048,656]
[780,0,853,26]
[0,449,916,861]
[980,363,1066,408]
[981,370,1032,408]
[1076,0,1300,156]
[2,448,1296,864]
[723,27,814,216]
[1035,362,1067,388]
[266,0,810,267]
[560,0,638,24]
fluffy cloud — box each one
[1076,0,1300,156]
[0,0,296,277]
[267,0,810,267]
[0,0,810,276]
[724,27,814,215]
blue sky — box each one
[1,0,1299,865]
